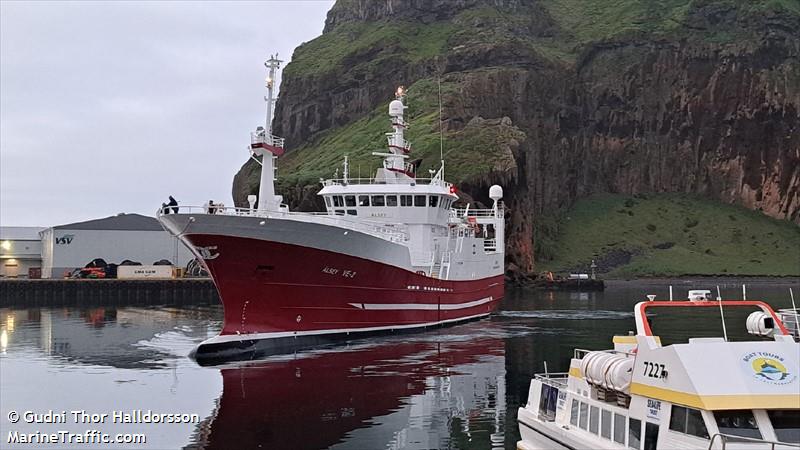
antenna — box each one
[438,77,444,179]
[716,285,728,341]
[263,54,283,134]
[790,288,799,338]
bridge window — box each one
[401,195,412,206]
[629,418,641,449]
[345,195,356,207]
[601,409,612,439]
[614,413,625,444]
[371,195,385,207]
[570,400,579,426]
[386,195,398,206]
[324,196,331,207]
[414,195,426,207]
[768,410,800,443]
[333,196,344,207]
[346,210,357,216]
[429,196,438,207]
[579,402,588,430]
[669,405,708,439]
[537,384,558,422]
[714,410,762,439]
[358,195,370,207]
[589,406,599,434]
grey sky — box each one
[1,0,333,227]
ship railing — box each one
[386,136,412,153]
[707,432,800,449]
[250,131,285,149]
[157,205,409,244]
[451,208,504,219]
[321,177,453,189]
[534,372,569,389]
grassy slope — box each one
[536,194,800,277]
[284,21,455,79]
[276,78,517,189]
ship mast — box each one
[250,54,285,212]
[373,86,414,183]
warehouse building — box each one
[0,227,45,278]
[40,213,193,278]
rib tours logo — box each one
[742,352,796,385]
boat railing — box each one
[574,348,635,359]
[157,205,409,244]
[534,372,569,389]
[707,432,800,450]
[777,308,799,340]
[321,177,453,189]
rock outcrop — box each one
[233,0,800,276]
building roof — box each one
[0,226,46,241]
[53,213,164,231]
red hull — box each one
[185,233,504,338]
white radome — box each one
[389,99,404,117]
[489,185,503,201]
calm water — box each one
[1,280,797,449]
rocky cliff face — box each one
[233,0,800,275]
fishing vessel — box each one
[517,290,800,450]
[158,55,505,361]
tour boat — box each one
[157,55,505,362]
[517,290,800,450]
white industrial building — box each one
[40,213,193,278]
[0,227,45,278]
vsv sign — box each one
[55,234,75,245]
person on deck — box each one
[167,196,179,214]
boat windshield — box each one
[714,410,762,439]
[767,410,800,443]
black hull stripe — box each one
[517,419,577,450]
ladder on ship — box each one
[429,251,451,280]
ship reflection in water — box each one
[190,335,507,449]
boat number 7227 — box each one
[642,361,668,379]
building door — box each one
[4,261,19,277]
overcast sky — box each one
[1,0,333,227]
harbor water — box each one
[0,280,797,449]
